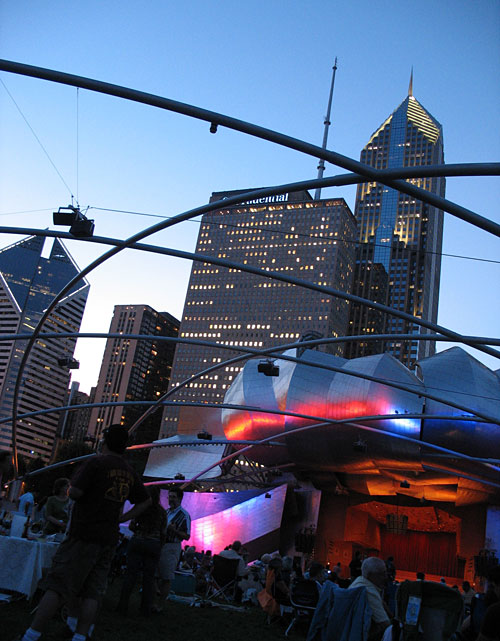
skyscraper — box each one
[88,305,179,445]
[346,85,445,366]
[0,236,89,460]
[161,189,357,438]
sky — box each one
[0,0,499,394]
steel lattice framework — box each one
[0,59,498,486]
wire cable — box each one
[87,205,500,266]
[0,78,75,200]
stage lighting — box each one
[197,430,213,441]
[70,217,95,237]
[53,206,78,226]
[53,205,95,237]
[400,480,410,489]
[257,359,279,377]
[265,492,272,499]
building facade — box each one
[346,88,445,366]
[0,236,89,461]
[88,305,179,445]
[57,382,95,443]
[161,189,357,438]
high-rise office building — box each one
[0,236,89,461]
[57,382,95,443]
[161,189,357,438]
[346,86,445,366]
[88,305,179,445]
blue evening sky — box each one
[0,0,499,392]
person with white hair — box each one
[348,556,391,640]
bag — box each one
[258,588,280,616]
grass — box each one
[2,578,308,641]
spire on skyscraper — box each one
[315,57,338,200]
[408,67,414,97]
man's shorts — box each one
[158,542,181,581]
[41,537,115,601]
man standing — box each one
[349,557,391,640]
[156,487,191,611]
[16,425,150,641]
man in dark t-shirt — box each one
[17,425,150,641]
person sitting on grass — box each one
[43,477,70,535]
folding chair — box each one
[285,578,320,637]
[394,580,463,641]
[206,555,240,603]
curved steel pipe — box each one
[1,59,498,236]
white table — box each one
[0,535,59,598]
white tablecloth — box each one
[0,535,59,598]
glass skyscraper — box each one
[346,88,445,366]
[0,235,89,460]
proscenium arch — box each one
[170,416,500,491]
[1,63,498,474]
[1,58,499,236]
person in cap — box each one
[16,425,150,641]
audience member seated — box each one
[43,478,70,535]
[476,566,500,641]
[179,545,198,571]
[460,565,500,641]
[239,566,264,605]
[268,556,291,606]
[306,561,326,594]
[349,556,391,641]
[218,540,247,578]
[281,555,294,587]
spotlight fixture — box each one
[209,122,218,134]
[174,473,185,480]
[197,430,213,441]
[53,205,95,237]
[265,492,272,499]
[57,357,80,369]
[400,480,410,489]
[352,438,367,453]
[257,359,280,377]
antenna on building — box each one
[315,57,338,201]
[408,67,414,97]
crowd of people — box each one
[1,434,499,641]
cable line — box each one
[0,78,75,199]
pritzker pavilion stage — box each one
[147,346,500,583]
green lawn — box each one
[2,579,308,641]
